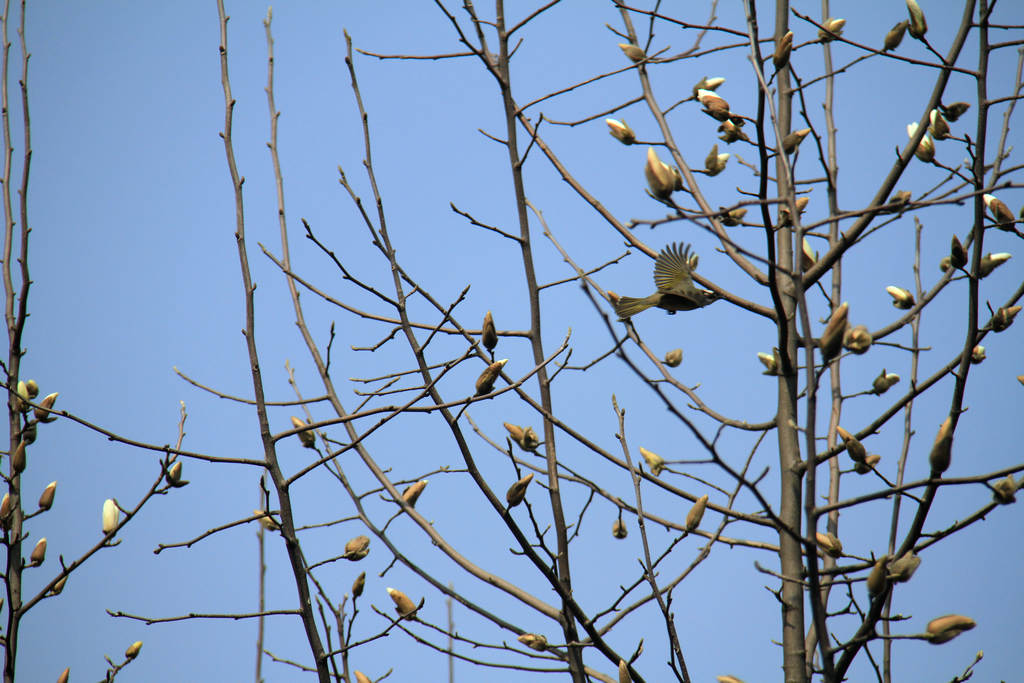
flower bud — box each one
[619,659,631,683]
[506,473,534,507]
[872,370,900,394]
[950,234,967,269]
[344,535,370,561]
[888,551,921,583]
[102,498,119,534]
[929,417,953,473]
[800,238,817,271]
[926,615,975,644]
[717,120,749,144]
[664,348,682,367]
[906,0,928,39]
[402,480,428,508]
[352,571,366,597]
[991,305,1021,332]
[906,122,935,162]
[289,416,316,449]
[854,453,882,474]
[605,118,636,145]
[697,89,731,121]
[14,380,29,412]
[166,461,184,486]
[886,190,912,213]
[254,509,279,531]
[57,668,69,683]
[517,633,548,651]
[818,18,846,42]
[777,196,809,227]
[815,531,843,558]
[125,641,143,660]
[685,495,709,531]
[867,555,890,595]
[618,43,646,62]
[0,493,12,530]
[29,537,47,566]
[978,252,1011,278]
[820,302,849,362]
[12,440,26,474]
[704,144,729,176]
[354,672,372,683]
[34,392,59,423]
[475,358,508,396]
[612,518,628,539]
[24,379,38,398]
[643,147,676,199]
[983,194,1016,227]
[773,30,793,69]
[21,421,36,446]
[991,474,1017,504]
[389,588,421,618]
[886,286,915,309]
[481,311,498,350]
[50,575,67,596]
[928,109,950,140]
[758,350,780,376]
[843,325,873,355]
[941,101,970,121]
[692,76,725,98]
[503,422,539,451]
[38,481,57,510]
[970,345,986,364]
[638,447,665,476]
[939,255,952,272]
[836,426,867,463]
[782,128,811,154]
[884,20,909,51]
[720,207,748,226]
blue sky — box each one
[12,1,1023,681]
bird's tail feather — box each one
[614,295,655,320]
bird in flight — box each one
[612,242,719,320]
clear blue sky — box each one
[14,1,1022,681]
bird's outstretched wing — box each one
[653,243,698,296]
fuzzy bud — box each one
[402,480,428,508]
[166,461,185,487]
[906,0,928,39]
[773,30,793,69]
[612,518,628,539]
[0,493,11,525]
[387,587,419,618]
[517,633,548,651]
[815,531,843,558]
[29,537,47,566]
[991,305,1021,332]
[24,379,38,398]
[354,672,371,683]
[352,571,366,597]
[782,128,811,154]
[929,417,953,473]
[873,370,900,395]
[978,252,1011,278]
[843,325,873,355]
[697,89,731,122]
[664,348,683,367]
[618,43,645,62]
[38,481,57,510]
[928,109,950,140]
[941,101,970,121]
[800,238,817,271]
[720,207,748,226]
[125,641,142,660]
[644,147,676,199]
[884,20,909,51]
[717,120,749,144]
[867,555,890,595]
[970,345,986,364]
[836,426,867,463]
[503,422,539,451]
[343,535,370,561]
[605,119,636,145]
[704,144,729,176]
[254,509,279,532]
[820,302,849,362]
[57,668,69,683]
[34,392,59,423]
[638,447,665,476]
[475,358,508,396]
[907,122,935,162]
[481,311,498,350]
[950,234,968,269]
[758,350,780,376]
[506,473,534,507]
[888,551,921,583]
[854,454,882,474]
[50,575,67,596]
[991,474,1017,504]
[290,416,316,449]
[14,380,29,412]
[12,440,26,474]
[777,196,809,227]
[692,76,725,98]
[983,194,1016,228]
[102,499,119,534]
[685,495,709,531]
[716,677,746,683]
[619,659,631,683]
[818,18,846,42]
[886,286,915,309]
[926,615,975,644]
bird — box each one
[613,242,719,320]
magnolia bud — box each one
[29,537,47,566]
[720,206,748,226]
[57,668,69,683]
[717,120,749,144]
[12,440,26,474]
[125,641,142,660]
[843,325,873,355]
[928,109,950,140]
[950,234,968,269]
[644,147,676,199]
[289,416,316,449]
[254,509,279,531]
[800,238,817,271]
[888,551,921,583]
[886,285,915,309]
[716,677,746,683]
[1,493,12,528]
[402,480,428,508]
[939,255,952,272]
[697,89,731,121]
[941,101,970,121]
[991,474,1017,504]
[664,348,682,367]
[352,571,366,597]
[991,305,1021,332]
[619,659,631,683]
[612,518,628,539]
[758,350,780,376]
[782,128,811,154]
[815,531,843,558]
[837,426,867,463]
[692,76,725,98]
[820,302,849,362]
[605,118,636,146]
[778,196,810,227]
[24,379,38,398]
[773,30,793,69]
[50,575,67,596]
[102,499,119,534]
[638,447,665,476]
[926,615,975,644]
[884,20,909,51]
[818,18,846,42]
[14,380,29,412]
[475,358,508,396]
[344,535,370,561]
[618,43,645,62]
[387,587,418,617]
[867,555,890,595]
[979,252,1011,278]
[34,392,59,423]
[481,311,498,350]
[685,495,709,531]
[704,144,729,176]
[166,461,185,487]
[38,481,57,510]
[906,0,928,39]
[970,345,986,364]
[506,473,534,507]
[854,454,882,474]
[517,633,548,651]
[906,122,935,162]
[503,422,539,451]
[354,672,372,683]
[872,370,900,394]
[929,417,953,473]
[886,190,912,213]
[983,194,1016,227]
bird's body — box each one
[613,242,718,320]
